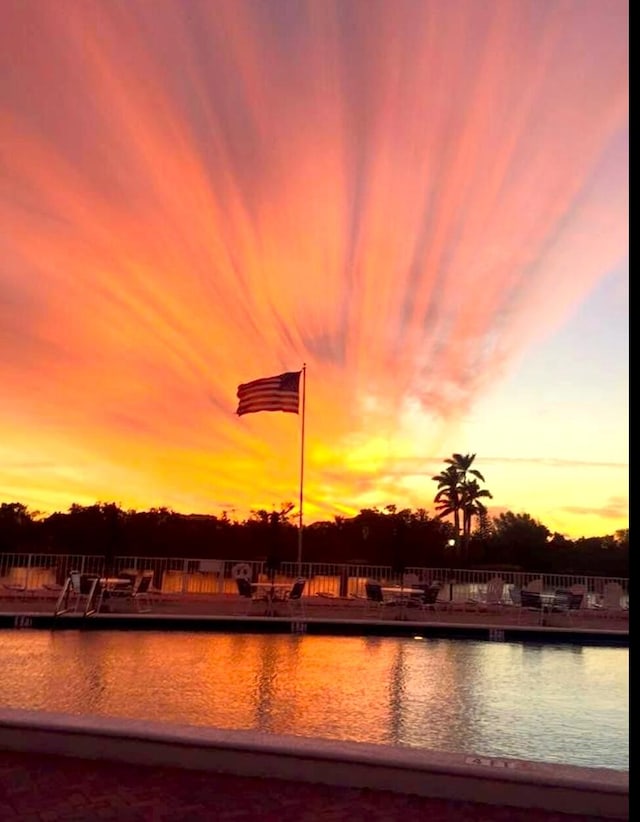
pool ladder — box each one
[53,572,102,617]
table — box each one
[95,577,135,614]
[381,586,425,598]
[521,590,562,624]
[381,587,426,619]
[250,582,291,615]
[101,577,134,591]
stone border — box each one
[0,611,629,646]
[0,708,628,819]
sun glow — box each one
[0,0,628,537]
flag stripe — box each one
[236,370,301,416]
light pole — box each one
[447,540,456,601]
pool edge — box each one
[0,708,628,819]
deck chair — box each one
[550,589,584,623]
[105,572,153,613]
[594,583,626,618]
[518,589,545,623]
[284,578,307,618]
[467,577,505,612]
[411,583,441,613]
[130,572,153,612]
[364,580,396,617]
[235,576,267,614]
[569,584,590,611]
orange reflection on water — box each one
[0,630,628,771]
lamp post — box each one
[447,540,456,601]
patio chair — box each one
[568,584,590,610]
[235,576,268,615]
[408,583,441,613]
[98,572,150,613]
[518,589,545,623]
[364,580,397,617]
[130,572,153,612]
[466,577,505,612]
[549,589,584,623]
[593,583,627,618]
[505,585,523,619]
[284,578,307,618]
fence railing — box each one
[0,553,629,604]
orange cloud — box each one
[0,0,628,537]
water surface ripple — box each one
[0,631,628,771]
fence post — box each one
[24,553,32,592]
[182,559,189,595]
[339,566,349,598]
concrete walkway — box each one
[0,750,607,821]
[0,590,629,635]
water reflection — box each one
[0,630,628,770]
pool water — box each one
[0,630,628,771]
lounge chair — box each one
[2,582,28,600]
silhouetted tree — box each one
[433,454,490,560]
[492,511,551,569]
[460,479,493,557]
[0,502,35,553]
[1,494,628,578]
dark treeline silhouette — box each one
[0,501,629,577]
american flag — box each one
[236,371,301,416]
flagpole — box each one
[297,363,307,575]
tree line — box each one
[0,452,628,577]
[0,497,628,580]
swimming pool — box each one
[0,630,628,771]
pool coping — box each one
[0,708,628,819]
[0,610,629,646]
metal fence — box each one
[0,552,629,605]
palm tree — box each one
[460,479,493,554]
[445,453,485,485]
[432,465,462,549]
[432,454,491,560]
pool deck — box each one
[0,591,629,645]
[0,748,612,821]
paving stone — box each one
[0,750,610,821]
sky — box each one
[0,0,628,538]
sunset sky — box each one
[0,0,628,538]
